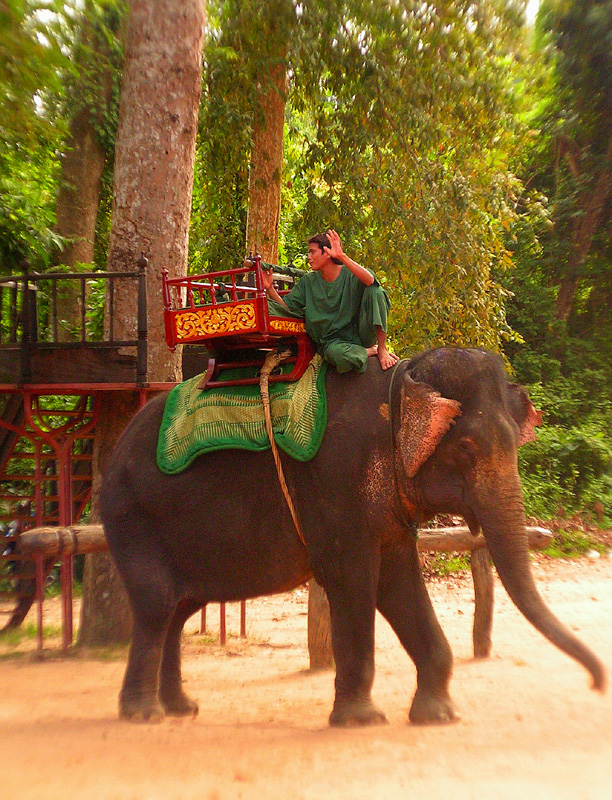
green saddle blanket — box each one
[157,354,328,474]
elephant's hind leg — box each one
[377,541,459,725]
[120,621,169,722]
[159,598,201,716]
[118,557,177,723]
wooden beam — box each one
[18,525,108,557]
[18,524,554,661]
[417,526,553,552]
[18,524,553,558]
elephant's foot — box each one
[119,695,165,724]
[409,688,460,725]
[329,698,388,727]
[160,689,199,717]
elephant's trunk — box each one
[477,476,606,692]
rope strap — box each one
[259,349,307,547]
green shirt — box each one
[281,267,379,347]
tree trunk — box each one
[54,12,114,342]
[55,110,106,272]
[555,132,612,321]
[106,0,205,365]
[245,57,287,262]
[78,0,206,646]
[78,393,137,646]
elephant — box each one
[100,346,606,725]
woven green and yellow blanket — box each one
[157,354,327,474]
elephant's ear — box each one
[398,375,461,478]
[507,384,542,446]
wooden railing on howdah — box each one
[17,524,553,661]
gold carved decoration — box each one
[269,318,306,334]
[174,303,257,341]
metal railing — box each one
[0,258,148,384]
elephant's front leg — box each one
[321,550,388,727]
[377,539,459,725]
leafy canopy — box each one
[193,1,534,353]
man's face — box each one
[307,243,331,271]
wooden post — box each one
[470,548,494,658]
[220,602,226,645]
[240,600,246,638]
[307,579,334,671]
[35,553,44,653]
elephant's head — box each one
[396,347,606,692]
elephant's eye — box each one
[455,436,478,468]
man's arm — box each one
[326,229,375,286]
[261,267,290,310]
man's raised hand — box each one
[325,229,345,261]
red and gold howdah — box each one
[173,302,258,343]
[269,318,306,335]
[161,257,314,388]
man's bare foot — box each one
[365,344,378,357]
[377,347,399,370]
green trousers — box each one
[321,283,391,374]
[267,283,391,374]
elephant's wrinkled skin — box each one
[100,347,606,724]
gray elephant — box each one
[100,346,606,724]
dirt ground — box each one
[1,554,611,800]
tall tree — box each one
[79,0,206,645]
[0,0,67,270]
[536,0,612,321]
[244,1,295,262]
[54,0,125,339]
[193,0,296,270]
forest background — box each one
[1,0,612,541]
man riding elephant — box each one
[264,230,399,373]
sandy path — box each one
[1,555,611,800]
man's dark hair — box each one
[308,233,343,264]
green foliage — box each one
[504,233,612,521]
[423,552,471,577]
[193,1,532,355]
[0,140,64,270]
[0,622,61,646]
[0,0,67,145]
[0,0,70,269]
[528,0,612,306]
[506,258,612,521]
[543,528,608,558]
[0,1,125,272]
[500,1,612,525]
[61,0,126,153]
[519,425,612,517]
[283,0,532,354]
